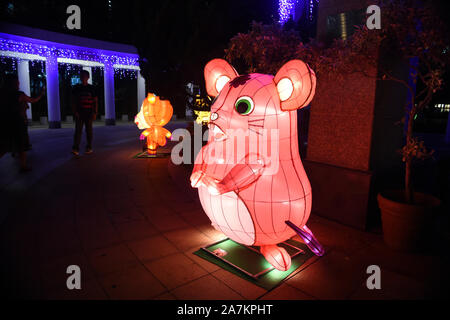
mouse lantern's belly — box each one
[197,158,312,246]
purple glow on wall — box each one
[278,0,298,24]
[278,0,318,24]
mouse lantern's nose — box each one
[210,112,219,121]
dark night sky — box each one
[0,0,277,44]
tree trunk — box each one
[405,157,413,203]
[405,105,415,204]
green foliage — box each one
[225,22,302,74]
[400,137,434,162]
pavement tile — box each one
[352,242,442,284]
[44,278,107,300]
[161,192,194,205]
[141,204,174,218]
[184,249,222,273]
[175,201,204,213]
[170,275,243,300]
[163,227,211,252]
[128,235,179,262]
[349,269,426,300]
[302,215,373,255]
[147,213,190,232]
[195,224,228,242]
[78,225,122,251]
[40,252,95,294]
[260,284,315,300]
[179,210,212,227]
[153,291,177,300]
[212,269,267,300]
[1,259,45,299]
[115,219,159,242]
[76,210,112,230]
[132,192,155,209]
[38,225,83,260]
[108,208,146,224]
[103,199,133,216]
[89,244,138,276]
[145,253,208,290]
[42,195,76,222]
[75,200,107,220]
[286,250,367,300]
[98,264,166,300]
[2,225,41,261]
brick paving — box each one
[0,122,447,299]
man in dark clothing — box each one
[72,70,98,155]
[1,74,44,171]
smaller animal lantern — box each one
[135,93,173,154]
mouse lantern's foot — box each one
[260,245,291,271]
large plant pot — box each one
[377,190,440,252]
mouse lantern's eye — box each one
[235,96,254,115]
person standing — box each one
[71,70,98,155]
[0,74,44,171]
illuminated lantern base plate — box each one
[194,238,317,290]
[133,150,171,159]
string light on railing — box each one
[0,37,140,79]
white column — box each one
[104,62,115,125]
[45,54,61,128]
[137,70,146,112]
[18,60,32,121]
[82,66,93,84]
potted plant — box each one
[364,1,447,251]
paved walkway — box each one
[0,123,447,299]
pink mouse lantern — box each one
[190,59,324,271]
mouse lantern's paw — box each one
[201,176,225,195]
[190,171,205,188]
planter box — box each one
[303,160,372,230]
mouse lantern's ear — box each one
[274,60,316,111]
[204,59,239,97]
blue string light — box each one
[0,38,139,79]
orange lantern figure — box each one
[135,93,173,154]
[190,59,324,271]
